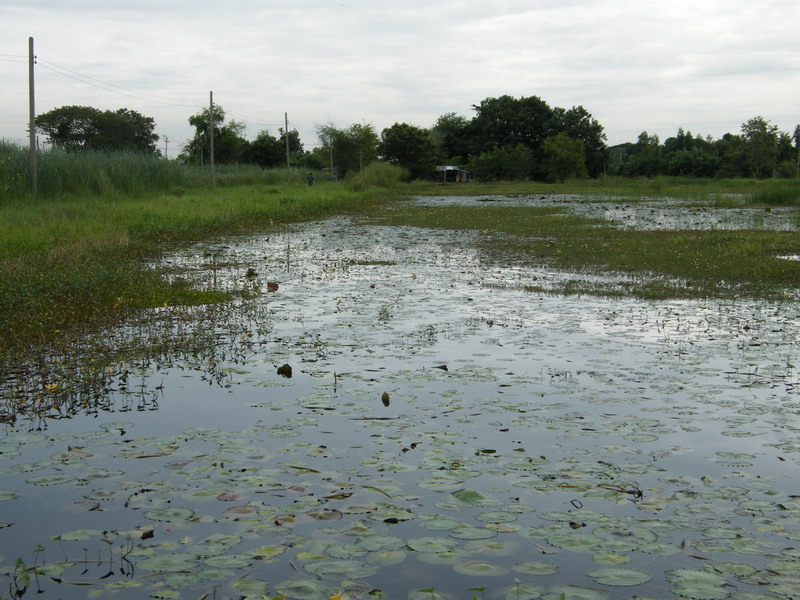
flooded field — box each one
[1,196,799,600]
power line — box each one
[36,58,200,108]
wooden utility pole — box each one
[285,112,291,181]
[28,36,37,194]
[209,91,215,187]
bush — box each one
[345,162,409,191]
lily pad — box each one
[303,559,379,579]
[144,507,196,522]
[453,560,508,576]
[136,552,199,572]
[542,585,609,600]
[587,567,652,586]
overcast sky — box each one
[1,0,798,155]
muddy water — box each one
[1,197,799,600]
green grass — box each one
[361,203,800,299]
[2,144,799,362]
[0,172,396,363]
[411,175,800,204]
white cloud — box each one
[1,0,798,151]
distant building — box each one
[435,165,470,183]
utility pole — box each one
[285,112,291,181]
[28,36,37,194]
[164,136,169,159]
[794,125,800,179]
[209,91,215,187]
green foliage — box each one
[467,144,534,181]
[184,104,247,164]
[365,201,800,299]
[346,162,409,191]
[36,105,159,153]
[0,177,397,361]
[379,123,438,179]
[741,116,779,179]
[315,122,380,178]
[541,133,588,182]
[242,130,285,168]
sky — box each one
[1,0,798,156]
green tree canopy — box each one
[314,122,379,178]
[467,143,534,181]
[36,105,159,153]
[184,105,247,165]
[242,130,284,168]
[552,106,606,177]
[379,122,437,179]
[541,133,588,182]
[430,112,471,163]
[469,95,554,159]
[741,116,779,179]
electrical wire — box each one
[37,58,200,108]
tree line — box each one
[34,97,800,181]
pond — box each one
[1,195,799,600]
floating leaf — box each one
[136,552,199,572]
[406,537,459,554]
[26,474,73,486]
[542,585,609,600]
[144,507,195,522]
[203,553,253,568]
[450,489,489,505]
[503,582,544,600]
[303,559,379,579]
[587,567,652,586]
[453,561,508,576]
[666,568,730,599]
[233,578,270,595]
[449,526,497,540]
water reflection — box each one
[1,199,799,600]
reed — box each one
[0,172,387,362]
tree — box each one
[184,105,247,164]
[313,122,379,179]
[379,123,437,179]
[467,144,534,181]
[469,95,554,160]
[741,116,779,178]
[714,133,748,178]
[36,105,159,153]
[430,112,471,163]
[552,106,606,177]
[626,131,663,177]
[541,133,588,182]
[242,130,284,167]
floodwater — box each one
[1,195,799,600]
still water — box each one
[1,196,798,599]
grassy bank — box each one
[0,162,405,363]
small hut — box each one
[434,165,470,183]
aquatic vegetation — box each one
[2,206,800,599]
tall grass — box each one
[0,140,305,201]
[0,150,394,362]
